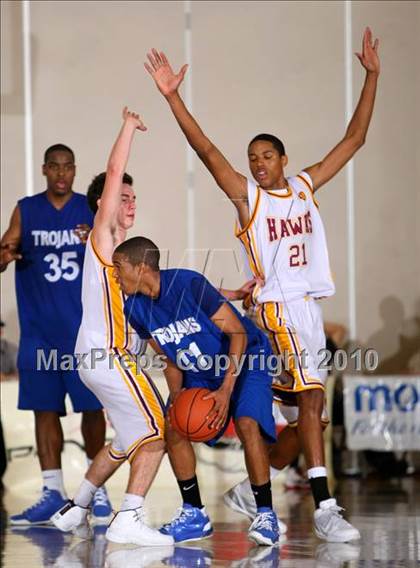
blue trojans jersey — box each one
[15,191,94,369]
[124,269,271,383]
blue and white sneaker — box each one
[91,486,112,525]
[10,487,67,526]
[163,545,213,567]
[10,526,66,565]
[248,508,280,546]
[160,504,213,543]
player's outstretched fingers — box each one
[147,51,159,72]
[152,48,163,66]
[160,51,169,65]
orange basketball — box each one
[169,387,222,442]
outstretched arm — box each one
[93,107,146,254]
[304,27,380,192]
[0,206,22,273]
[219,278,256,301]
[145,50,249,226]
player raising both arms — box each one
[145,27,380,542]
[51,108,173,547]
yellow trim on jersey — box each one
[265,184,293,199]
[113,352,164,442]
[238,228,265,281]
[101,277,111,349]
[282,414,329,428]
[90,234,114,268]
[108,446,126,462]
[249,229,265,278]
[257,302,323,391]
[272,382,325,395]
[103,268,126,348]
[126,432,163,463]
[297,173,313,193]
[235,186,262,237]
[109,431,163,462]
[297,174,319,209]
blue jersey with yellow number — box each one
[15,191,94,369]
[124,269,271,383]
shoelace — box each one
[93,487,109,506]
[322,504,352,530]
[24,489,53,513]
[133,507,146,523]
[253,511,277,532]
[163,507,195,529]
[327,504,345,517]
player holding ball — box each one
[112,236,282,546]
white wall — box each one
[1,0,419,369]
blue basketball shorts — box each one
[18,368,103,415]
[183,366,276,445]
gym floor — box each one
[1,457,419,567]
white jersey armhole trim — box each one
[89,233,113,268]
[297,171,319,208]
[235,179,261,237]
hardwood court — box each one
[1,471,418,567]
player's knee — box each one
[143,438,165,453]
[234,416,259,441]
[34,410,61,430]
[164,418,184,446]
[297,389,324,414]
[81,409,105,425]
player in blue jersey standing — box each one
[112,236,281,546]
[0,144,112,524]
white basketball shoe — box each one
[105,507,174,546]
[50,501,91,539]
[313,498,360,542]
[105,545,175,568]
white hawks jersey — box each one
[236,171,335,305]
[75,234,141,355]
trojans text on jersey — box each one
[151,317,202,346]
[31,229,82,249]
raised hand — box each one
[122,106,147,131]
[144,49,188,97]
[356,27,380,75]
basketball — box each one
[169,387,222,442]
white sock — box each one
[307,466,327,479]
[74,478,98,508]
[270,466,281,480]
[42,469,67,498]
[120,493,144,511]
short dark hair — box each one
[44,144,75,164]
[114,236,160,271]
[248,133,286,156]
[86,171,133,213]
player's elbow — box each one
[346,132,366,151]
[227,322,248,351]
[354,134,366,149]
[197,140,217,163]
[106,162,124,179]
